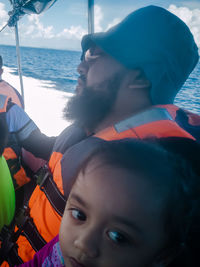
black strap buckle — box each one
[15,206,47,252]
[34,164,66,217]
[15,206,30,229]
[34,165,50,189]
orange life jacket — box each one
[0,80,24,109]
[14,104,197,263]
[0,95,30,189]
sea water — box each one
[0,44,199,136]
[0,45,80,136]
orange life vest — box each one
[0,80,24,109]
[14,104,196,263]
[0,95,30,189]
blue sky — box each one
[0,0,200,50]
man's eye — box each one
[70,209,86,221]
[107,231,128,245]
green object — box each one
[0,156,15,232]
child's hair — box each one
[76,137,200,266]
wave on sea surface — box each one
[175,63,200,114]
[0,45,81,93]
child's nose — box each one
[74,229,100,258]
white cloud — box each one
[93,5,122,33]
[0,2,125,50]
[26,14,54,39]
[16,12,86,48]
[0,1,87,49]
[57,25,87,40]
[0,2,15,43]
[106,18,121,31]
[0,1,120,50]
[0,2,9,32]
[94,5,103,32]
[0,9,55,42]
[0,2,8,24]
[93,5,121,32]
[168,4,200,47]
[45,4,103,43]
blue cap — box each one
[81,5,199,104]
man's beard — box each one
[64,74,122,133]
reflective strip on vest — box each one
[95,106,194,141]
[115,107,173,133]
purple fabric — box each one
[17,235,65,267]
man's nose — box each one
[77,61,89,75]
[74,228,100,258]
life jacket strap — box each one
[0,166,67,261]
[0,241,23,266]
[0,223,23,265]
[34,165,66,217]
[0,208,46,264]
[15,206,47,252]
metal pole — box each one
[88,0,94,34]
[15,22,25,104]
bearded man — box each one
[4,5,199,265]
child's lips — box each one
[69,257,86,267]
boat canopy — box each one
[7,0,58,27]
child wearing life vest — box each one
[17,138,200,267]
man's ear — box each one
[126,69,151,90]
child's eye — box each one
[107,230,128,245]
[70,209,86,221]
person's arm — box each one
[6,104,56,160]
[21,129,56,160]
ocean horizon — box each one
[0,44,81,93]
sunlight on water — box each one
[3,66,73,136]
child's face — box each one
[59,158,168,267]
